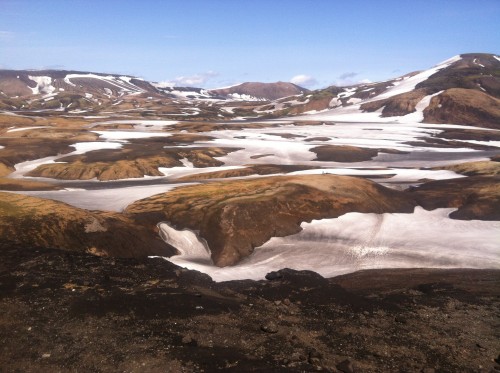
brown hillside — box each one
[0,192,171,257]
[126,175,416,267]
[423,88,500,129]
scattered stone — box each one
[337,359,355,373]
[42,353,51,358]
[265,271,283,281]
[308,349,323,365]
[260,321,278,334]
[181,335,197,346]
[395,316,407,324]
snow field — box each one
[157,207,500,282]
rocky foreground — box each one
[1,245,499,372]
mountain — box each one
[0,53,498,127]
[0,70,306,110]
[270,53,500,128]
[0,69,158,98]
[209,81,308,101]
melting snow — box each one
[93,130,172,140]
[6,126,50,133]
[156,207,500,281]
[28,76,56,95]
[17,184,186,212]
[375,55,461,100]
[473,58,485,68]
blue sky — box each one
[1,0,499,89]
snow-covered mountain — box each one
[1,53,498,127]
[270,53,500,128]
[0,70,307,111]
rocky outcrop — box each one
[126,175,417,266]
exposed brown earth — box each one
[435,128,500,142]
[0,178,60,191]
[416,53,500,98]
[0,137,76,172]
[27,146,239,181]
[0,163,13,177]
[0,113,38,130]
[360,89,428,117]
[177,164,318,181]
[126,175,417,266]
[311,145,406,162]
[209,82,307,101]
[404,136,499,150]
[409,176,500,220]
[423,88,500,129]
[286,95,334,115]
[3,127,100,141]
[169,120,327,133]
[304,136,332,142]
[433,160,500,177]
[1,246,499,372]
[264,132,306,139]
[0,192,171,258]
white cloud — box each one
[333,72,371,87]
[338,72,358,80]
[290,74,318,88]
[159,71,219,87]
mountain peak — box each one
[209,81,308,101]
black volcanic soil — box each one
[1,246,499,372]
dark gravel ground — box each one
[1,245,499,372]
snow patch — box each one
[158,223,212,264]
[28,76,56,95]
[93,131,172,140]
[473,58,485,68]
[18,184,185,212]
[375,55,461,100]
[6,126,49,133]
[155,207,500,281]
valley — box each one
[1,52,499,372]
